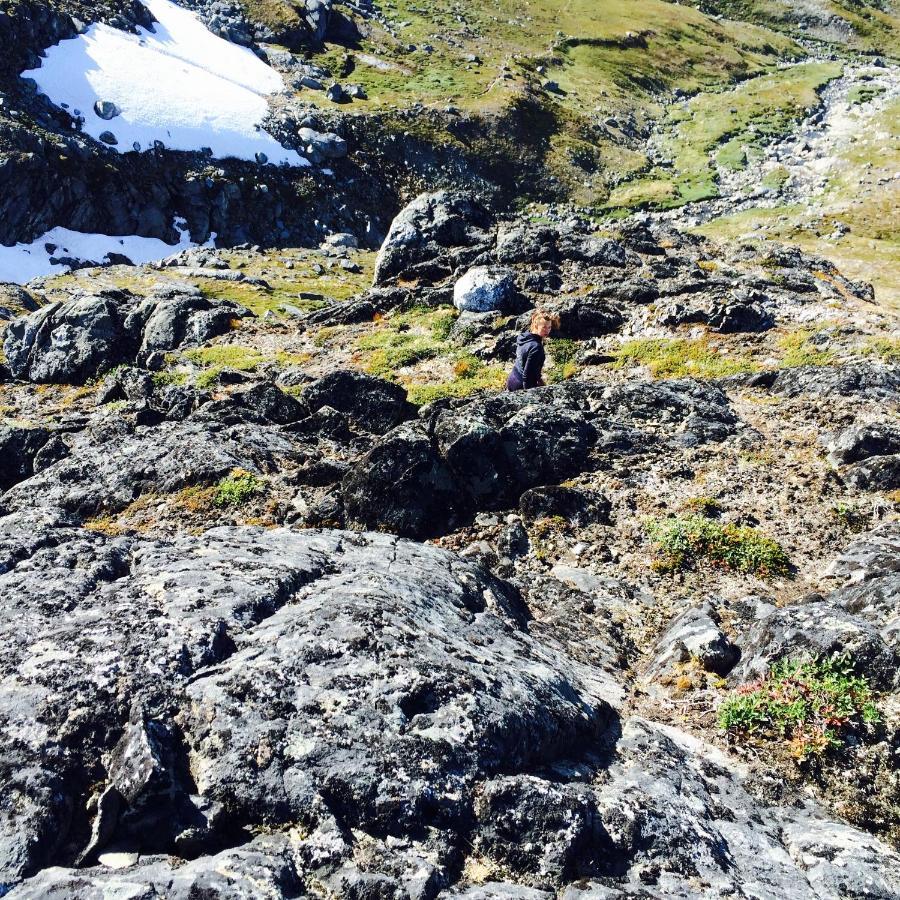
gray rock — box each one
[1,417,293,517]
[646,602,739,678]
[302,369,414,435]
[827,423,900,466]
[297,126,348,159]
[519,485,611,527]
[453,266,516,313]
[0,425,50,491]
[770,363,900,401]
[3,289,252,383]
[98,130,118,145]
[374,191,492,286]
[92,100,120,120]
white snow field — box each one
[0,220,207,284]
[22,0,307,166]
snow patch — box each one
[0,220,210,284]
[22,0,307,166]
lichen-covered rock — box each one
[646,602,739,678]
[3,288,251,384]
[0,519,616,887]
[302,369,415,435]
[771,363,900,401]
[374,192,492,285]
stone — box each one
[3,289,252,384]
[826,423,900,466]
[93,100,120,120]
[325,82,348,103]
[302,369,414,435]
[342,423,460,537]
[519,485,611,527]
[374,191,492,285]
[453,266,517,313]
[98,130,118,145]
[770,363,900,401]
[297,126,348,159]
[646,602,740,678]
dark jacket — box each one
[511,331,545,389]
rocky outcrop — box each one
[732,522,900,690]
[770,362,900,401]
[0,518,616,887]
[3,287,251,384]
[343,379,745,538]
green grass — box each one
[213,470,264,508]
[613,336,758,378]
[545,338,580,383]
[777,329,835,368]
[719,654,881,758]
[607,61,841,212]
[354,305,458,377]
[647,514,791,577]
[861,336,900,364]
[405,355,507,405]
[847,83,887,107]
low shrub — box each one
[213,470,264,508]
[647,514,790,577]
[719,655,881,758]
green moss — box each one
[613,336,758,378]
[213,469,264,508]
[647,514,791,577]
[184,345,266,372]
[719,654,881,758]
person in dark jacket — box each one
[506,310,556,391]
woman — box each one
[507,310,555,391]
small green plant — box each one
[647,514,790,578]
[546,338,580,383]
[682,496,722,517]
[831,502,870,533]
[213,470,264,508]
[861,336,900,364]
[719,655,881,758]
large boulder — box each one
[373,191,492,285]
[453,266,517,313]
[1,417,295,518]
[342,379,744,538]
[732,523,900,690]
[0,518,615,886]
[826,423,900,492]
[302,369,414,435]
[342,424,459,537]
[3,294,133,384]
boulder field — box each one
[0,193,898,898]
